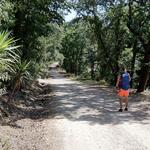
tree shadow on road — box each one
[48,80,150,125]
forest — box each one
[0,1,150,149]
[0,0,150,114]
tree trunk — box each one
[127,1,150,92]
[89,15,114,72]
[130,39,138,87]
[91,61,95,80]
[137,65,149,92]
[137,43,150,92]
[78,49,83,75]
[13,9,23,41]
[13,2,30,60]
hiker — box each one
[116,66,131,112]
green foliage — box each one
[127,0,150,42]
[61,0,150,90]
[0,31,20,96]
[0,0,15,30]
[61,22,88,75]
[0,0,149,93]
[37,24,64,63]
[10,59,31,95]
[12,0,67,60]
[0,31,31,96]
[0,0,72,92]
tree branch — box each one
[127,0,146,47]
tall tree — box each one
[61,22,87,75]
[12,0,66,59]
[127,0,150,92]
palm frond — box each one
[0,31,20,87]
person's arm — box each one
[116,75,120,88]
[128,73,131,81]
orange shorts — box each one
[117,89,129,97]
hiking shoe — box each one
[118,108,123,112]
[124,108,128,111]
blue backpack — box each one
[119,72,130,90]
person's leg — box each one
[124,96,128,110]
[118,89,123,111]
[124,90,129,110]
[118,97,123,111]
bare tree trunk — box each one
[91,61,95,80]
[137,65,149,92]
[137,43,150,92]
[130,39,138,87]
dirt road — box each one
[40,68,150,150]
[1,68,150,150]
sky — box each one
[64,9,77,22]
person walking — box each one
[116,66,131,112]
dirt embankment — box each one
[0,81,54,150]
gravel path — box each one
[1,68,150,150]
[41,68,150,150]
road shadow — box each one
[47,69,150,125]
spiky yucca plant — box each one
[11,60,31,96]
[0,31,20,96]
[0,31,31,99]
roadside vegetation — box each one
[0,0,150,127]
[0,1,150,149]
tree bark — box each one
[91,61,95,80]
[127,0,150,92]
[130,39,138,87]
[13,9,23,41]
[137,43,150,92]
